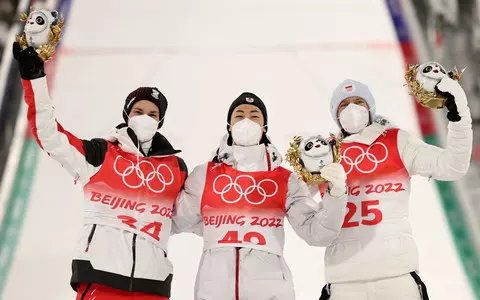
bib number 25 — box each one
[342,200,383,228]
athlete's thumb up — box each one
[320,163,347,198]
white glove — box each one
[320,163,347,197]
[436,76,469,118]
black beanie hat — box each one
[123,87,168,128]
[227,92,268,131]
[226,92,269,146]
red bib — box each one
[340,128,409,185]
[201,162,289,214]
[83,143,183,247]
[87,143,182,200]
[325,130,416,283]
[200,162,291,255]
[335,129,410,234]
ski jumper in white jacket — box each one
[173,135,348,300]
[21,76,187,298]
[318,77,473,300]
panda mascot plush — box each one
[16,8,64,61]
[415,62,448,92]
[405,60,464,109]
[24,9,60,48]
[299,135,335,174]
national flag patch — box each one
[344,84,355,92]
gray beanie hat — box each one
[330,79,376,127]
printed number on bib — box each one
[218,230,266,245]
[342,200,383,228]
[118,215,163,241]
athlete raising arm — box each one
[318,78,472,300]
[13,42,187,300]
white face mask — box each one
[231,118,264,146]
[128,114,159,143]
[339,104,370,134]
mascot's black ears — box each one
[51,10,59,25]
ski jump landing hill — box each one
[0,0,476,299]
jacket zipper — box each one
[235,247,240,300]
[265,145,272,171]
[84,225,97,252]
[129,234,137,291]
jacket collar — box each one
[104,124,181,157]
[212,134,282,171]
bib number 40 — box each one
[342,200,383,228]
[218,231,266,245]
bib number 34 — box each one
[118,215,163,241]
[342,200,383,228]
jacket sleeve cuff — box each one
[321,192,347,229]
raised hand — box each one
[435,76,469,122]
[12,42,45,80]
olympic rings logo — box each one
[213,174,278,205]
[341,142,388,175]
[113,156,174,193]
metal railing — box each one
[0,0,32,208]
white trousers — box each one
[329,273,423,300]
[194,248,295,300]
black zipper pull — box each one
[84,224,97,252]
[129,234,137,291]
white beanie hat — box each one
[330,79,376,128]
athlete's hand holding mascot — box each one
[309,76,472,300]
[173,93,348,300]
[13,27,187,299]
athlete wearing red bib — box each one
[317,79,473,300]
[173,92,348,300]
[14,43,187,299]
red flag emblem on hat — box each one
[344,85,354,92]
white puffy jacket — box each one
[173,135,347,300]
[21,77,188,298]
[319,100,472,284]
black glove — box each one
[434,82,461,122]
[12,42,45,80]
